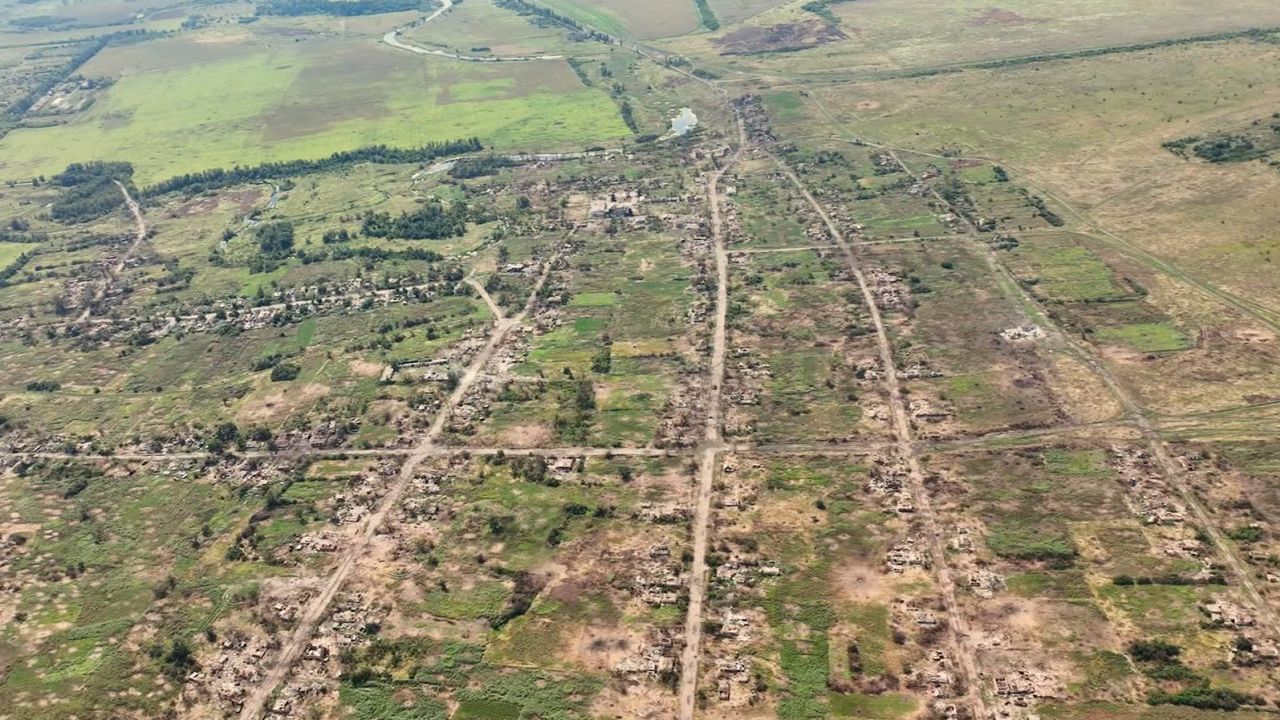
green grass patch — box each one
[1008,241,1128,302]
[1006,570,1091,600]
[568,291,618,307]
[1043,449,1112,478]
[1097,584,1207,636]
[987,520,1076,561]
[453,699,521,720]
[830,692,917,719]
[844,602,891,676]
[340,684,448,720]
[1094,322,1192,352]
[0,242,36,269]
[421,582,511,621]
[0,40,630,184]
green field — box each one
[539,0,700,38]
[1094,322,1192,352]
[0,242,35,268]
[0,37,630,185]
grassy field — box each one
[0,35,630,185]
[401,0,582,56]
[538,0,700,39]
[660,0,1280,76]
[0,241,34,268]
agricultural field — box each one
[2,1,1280,720]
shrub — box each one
[270,363,301,381]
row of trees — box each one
[255,0,422,16]
[4,37,109,120]
[447,155,515,179]
[142,139,482,197]
[494,0,614,43]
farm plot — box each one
[0,295,491,445]
[661,0,1280,79]
[537,0,701,39]
[926,445,1280,716]
[0,459,276,720]
[727,160,830,250]
[862,240,1076,437]
[999,234,1280,416]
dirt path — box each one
[236,253,559,720]
[74,181,147,323]
[114,180,147,271]
[678,112,746,720]
[776,160,991,719]
[382,0,565,63]
[805,88,1280,639]
[465,275,504,320]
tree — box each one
[591,344,612,374]
[255,222,295,257]
[575,378,596,412]
[270,362,301,381]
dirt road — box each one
[382,0,564,63]
[678,113,746,720]
[871,143,1280,643]
[464,275,504,320]
[777,160,991,719]
[75,181,147,323]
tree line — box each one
[4,37,109,121]
[141,138,483,197]
[255,0,423,16]
[494,0,614,43]
[3,30,162,124]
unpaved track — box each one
[236,256,558,720]
[810,85,1280,638]
[464,275,504,320]
[777,160,990,719]
[115,180,147,272]
[382,0,564,63]
[678,112,746,720]
[76,181,147,323]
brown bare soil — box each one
[715,20,848,56]
[970,8,1035,26]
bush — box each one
[1128,639,1181,664]
[270,363,301,381]
[1227,525,1264,543]
[1149,686,1263,711]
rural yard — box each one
[1,1,1280,720]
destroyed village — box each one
[1,0,1280,719]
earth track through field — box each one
[381,0,565,63]
[775,159,991,719]
[676,109,746,720]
